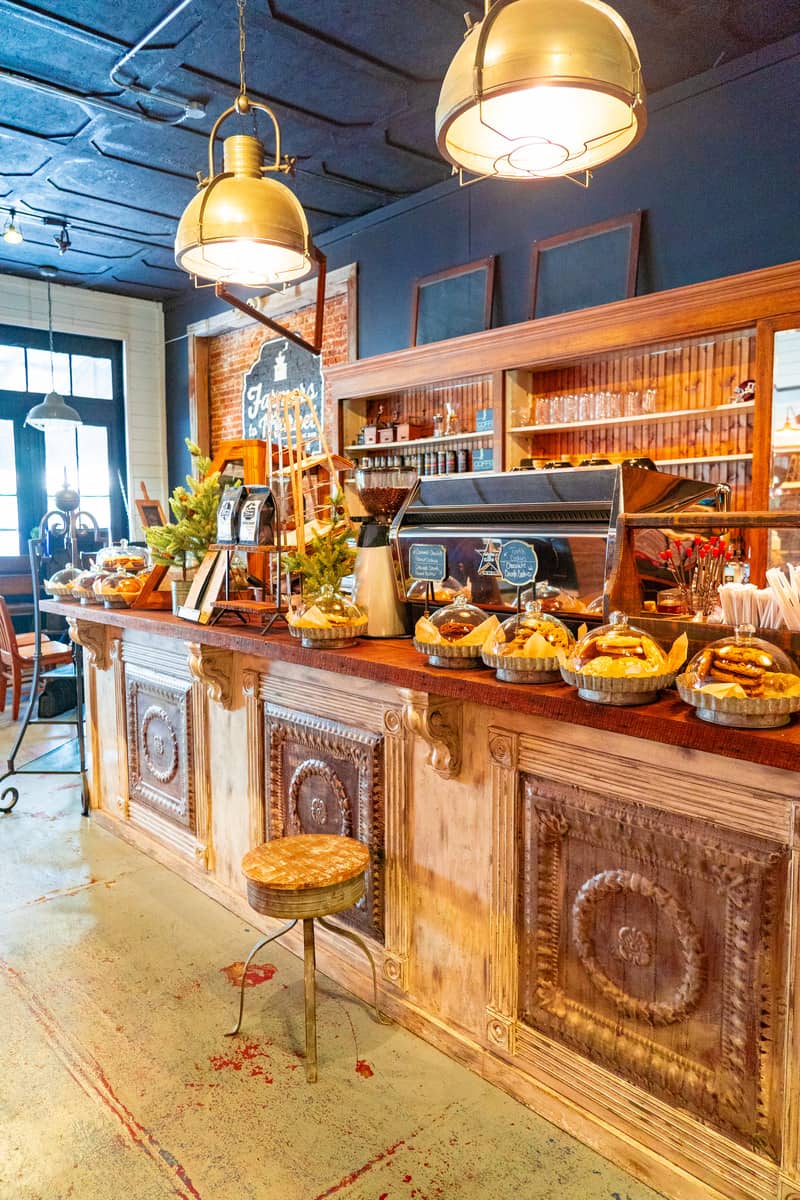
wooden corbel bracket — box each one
[397,688,462,779]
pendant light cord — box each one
[47,281,55,391]
[237,0,247,100]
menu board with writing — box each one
[242,336,323,450]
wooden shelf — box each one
[653,453,753,467]
[346,429,491,453]
[509,400,754,436]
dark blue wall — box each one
[164,38,800,487]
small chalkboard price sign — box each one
[498,540,538,589]
[409,543,446,582]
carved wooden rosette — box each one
[187,643,235,710]
[398,687,461,779]
[68,618,121,672]
[514,775,787,1158]
[265,703,385,942]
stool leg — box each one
[303,918,317,1083]
[317,916,391,1025]
[226,919,297,1037]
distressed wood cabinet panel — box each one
[127,670,195,831]
[518,774,788,1160]
[265,704,384,942]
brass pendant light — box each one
[174,0,315,288]
[435,0,646,184]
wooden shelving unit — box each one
[345,429,489,453]
[509,400,755,436]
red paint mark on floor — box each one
[28,877,109,905]
[0,959,203,1200]
[220,960,277,988]
[310,1132,422,1199]
[208,1039,273,1081]
[355,1059,374,1079]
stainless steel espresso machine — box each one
[390,464,728,625]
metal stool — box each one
[227,833,388,1081]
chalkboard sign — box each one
[529,212,642,320]
[409,543,447,582]
[498,540,538,588]
[411,257,495,347]
[242,336,323,450]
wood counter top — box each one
[45,600,800,774]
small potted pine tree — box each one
[146,440,222,613]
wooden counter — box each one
[48,601,800,1200]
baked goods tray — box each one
[560,665,678,706]
[481,650,561,683]
[413,639,486,670]
[676,674,800,728]
[288,621,367,649]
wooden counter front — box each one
[48,601,800,1200]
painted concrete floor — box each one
[0,706,665,1200]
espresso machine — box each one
[353,467,417,637]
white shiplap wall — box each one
[0,274,167,538]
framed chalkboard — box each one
[529,212,642,320]
[411,257,495,346]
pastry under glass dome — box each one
[43,566,82,598]
[676,624,800,727]
[413,595,497,669]
[287,585,368,649]
[560,611,684,705]
[482,601,574,683]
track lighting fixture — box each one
[54,223,71,255]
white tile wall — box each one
[0,274,167,538]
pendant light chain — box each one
[237,0,247,100]
[47,281,55,391]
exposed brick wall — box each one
[209,292,350,455]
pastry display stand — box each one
[0,537,88,815]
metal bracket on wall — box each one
[214,248,327,356]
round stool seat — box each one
[242,834,370,920]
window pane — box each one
[44,424,78,496]
[76,425,110,497]
[0,345,25,391]
[0,530,19,555]
[0,418,16,493]
[80,496,111,531]
[71,355,113,399]
[0,496,17,528]
[27,347,70,396]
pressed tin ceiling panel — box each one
[0,0,797,300]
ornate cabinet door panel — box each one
[265,704,384,942]
[518,774,788,1159]
[127,670,195,831]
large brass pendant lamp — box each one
[435,0,646,184]
[174,0,326,353]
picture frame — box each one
[411,256,495,347]
[134,482,166,529]
[529,211,642,321]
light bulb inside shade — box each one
[3,219,23,245]
[444,85,639,179]
[177,237,311,287]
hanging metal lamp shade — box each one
[175,102,313,288]
[24,390,82,431]
[435,0,646,182]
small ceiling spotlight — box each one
[54,222,71,255]
[3,209,23,245]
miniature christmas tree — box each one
[146,440,222,578]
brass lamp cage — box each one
[435,0,647,184]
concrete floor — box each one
[0,705,665,1200]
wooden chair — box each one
[0,595,74,720]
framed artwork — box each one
[411,257,495,347]
[529,211,642,320]
[135,483,166,529]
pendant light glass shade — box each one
[24,390,82,431]
[175,131,313,287]
[436,0,646,181]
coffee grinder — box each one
[353,467,417,637]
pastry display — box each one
[43,566,82,598]
[95,541,147,573]
[560,611,687,705]
[93,571,145,607]
[677,625,800,727]
[69,569,110,603]
[407,576,472,605]
[413,597,499,669]
[287,585,367,648]
[482,601,577,683]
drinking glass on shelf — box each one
[624,389,640,416]
[642,388,657,413]
[578,392,592,421]
[534,395,550,424]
